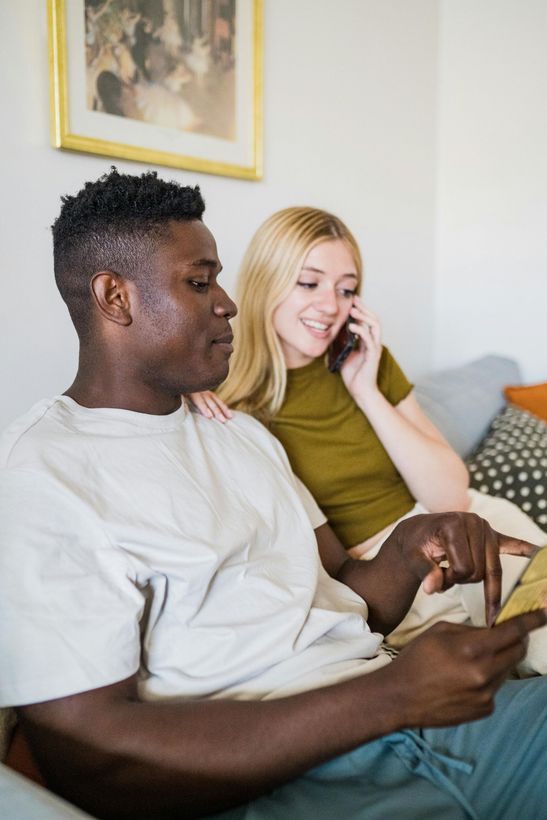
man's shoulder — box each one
[190,406,267,439]
[192,408,290,468]
[229,409,267,435]
[0,397,63,468]
[222,410,282,450]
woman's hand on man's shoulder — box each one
[185,392,233,423]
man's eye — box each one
[296,281,317,289]
[190,280,209,292]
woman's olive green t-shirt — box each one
[269,347,415,547]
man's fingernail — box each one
[488,607,500,627]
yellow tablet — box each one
[495,548,547,624]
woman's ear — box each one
[90,271,133,327]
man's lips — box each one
[212,333,234,352]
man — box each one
[0,169,546,820]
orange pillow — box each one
[504,382,547,422]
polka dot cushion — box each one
[467,405,547,532]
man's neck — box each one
[65,372,182,416]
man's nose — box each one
[214,287,238,319]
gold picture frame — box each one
[48,0,262,180]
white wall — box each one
[2,1,545,432]
[0,0,440,429]
[435,0,547,382]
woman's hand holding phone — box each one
[339,297,383,401]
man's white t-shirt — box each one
[0,397,389,708]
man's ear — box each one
[90,272,133,327]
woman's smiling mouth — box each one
[301,318,332,337]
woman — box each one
[189,207,546,671]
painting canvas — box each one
[48,0,262,179]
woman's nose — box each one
[313,287,338,314]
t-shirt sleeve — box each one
[377,346,413,406]
[0,469,145,707]
[292,475,327,530]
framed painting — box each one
[48,0,262,179]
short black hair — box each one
[52,167,205,334]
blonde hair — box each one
[219,207,363,423]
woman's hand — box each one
[337,299,470,513]
[185,391,233,422]
[340,297,383,401]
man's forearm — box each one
[315,521,420,635]
[22,603,544,819]
[336,534,421,635]
[21,670,405,819]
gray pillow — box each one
[414,355,522,458]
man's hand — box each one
[386,609,547,727]
[325,512,538,635]
[392,512,539,626]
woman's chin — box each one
[309,340,330,358]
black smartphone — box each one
[495,548,547,624]
[327,319,358,373]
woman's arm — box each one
[341,299,469,512]
[359,389,469,511]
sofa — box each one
[414,354,546,532]
[1,353,545,817]
[0,763,91,819]
[414,354,522,458]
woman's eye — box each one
[339,289,356,299]
[296,281,317,289]
[190,280,209,292]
